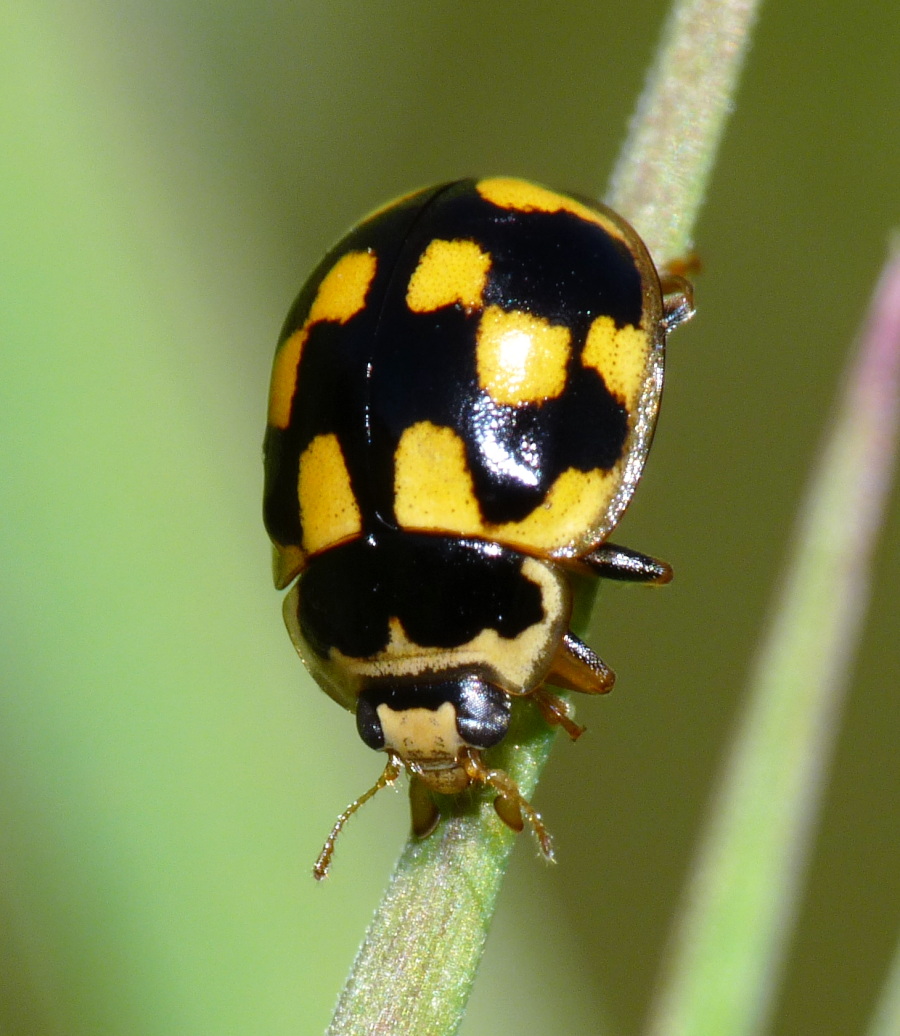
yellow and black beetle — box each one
[263,178,693,877]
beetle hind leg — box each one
[659,266,696,332]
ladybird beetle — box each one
[263,177,693,877]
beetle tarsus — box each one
[532,687,586,740]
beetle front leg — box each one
[409,774,441,839]
[532,686,586,741]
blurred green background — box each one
[1,2,898,1034]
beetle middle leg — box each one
[545,629,615,696]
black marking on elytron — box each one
[370,180,638,526]
[295,532,545,659]
[263,179,647,551]
[263,183,454,550]
[465,384,627,523]
[356,674,511,750]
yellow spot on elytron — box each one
[496,468,619,554]
[268,326,308,429]
[477,307,571,405]
[582,315,650,409]
[394,422,483,534]
[476,177,620,236]
[267,251,377,429]
[309,250,377,323]
[394,421,620,555]
[298,434,362,555]
[406,239,491,313]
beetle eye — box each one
[355,695,385,749]
[454,676,511,748]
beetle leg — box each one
[409,774,441,839]
[659,271,695,332]
[313,751,403,880]
[546,630,615,695]
[579,542,673,584]
[492,787,525,833]
[532,686,586,740]
[462,750,555,862]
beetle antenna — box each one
[462,750,555,862]
[313,751,403,880]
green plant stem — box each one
[327,1,760,1032]
[325,705,553,1036]
[646,249,900,1036]
[607,0,763,265]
